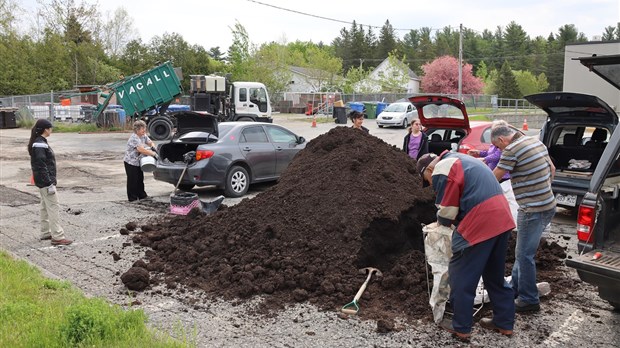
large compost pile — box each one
[127,126,570,325]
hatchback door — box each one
[525,92,618,145]
[409,95,470,131]
[238,125,276,180]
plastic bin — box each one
[348,102,364,113]
[376,102,388,116]
[363,102,378,119]
[333,107,347,124]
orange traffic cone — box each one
[522,118,529,131]
[311,115,317,128]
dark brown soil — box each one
[128,127,571,328]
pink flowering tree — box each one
[420,56,484,94]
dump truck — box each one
[94,62,272,141]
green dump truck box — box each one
[96,61,182,119]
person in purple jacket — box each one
[402,118,429,160]
[468,120,518,224]
[417,151,516,342]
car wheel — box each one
[148,116,173,141]
[224,165,249,198]
[378,125,384,128]
[401,119,408,129]
[177,184,195,191]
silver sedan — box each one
[154,118,306,198]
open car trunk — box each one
[157,111,218,164]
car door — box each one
[405,104,416,124]
[238,125,276,180]
[265,125,305,175]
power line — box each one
[245,0,444,32]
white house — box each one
[357,58,421,93]
[287,66,342,93]
[563,40,620,110]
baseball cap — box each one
[416,153,437,187]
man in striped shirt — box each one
[491,124,556,313]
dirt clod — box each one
[121,267,150,291]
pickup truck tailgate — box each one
[566,250,620,281]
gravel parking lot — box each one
[1,115,619,347]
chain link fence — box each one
[1,90,544,127]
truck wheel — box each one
[224,166,249,198]
[148,117,173,140]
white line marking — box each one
[542,309,585,346]
[32,233,125,251]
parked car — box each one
[153,113,306,198]
[376,102,418,128]
[559,54,620,311]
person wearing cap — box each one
[28,118,72,246]
[348,110,369,133]
[124,120,157,202]
[417,151,515,342]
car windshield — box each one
[385,103,407,112]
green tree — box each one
[227,20,253,81]
[434,26,459,56]
[375,20,398,61]
[514,70,548,96]
[374,52,410,93]
[503,21,530,71]
[343,65,372,93]
[496,61,520,98]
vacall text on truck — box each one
[556,54,620,311]
[94,62,272,141]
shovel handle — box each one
[352,271,374,302]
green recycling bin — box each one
[363,102,378,119]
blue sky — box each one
[19,0,620,50]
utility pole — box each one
[458,23,463,101]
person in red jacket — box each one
[28,118,72,246]
[417,152,515,342]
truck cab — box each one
[231,82,272,122]
[564,54,620,311]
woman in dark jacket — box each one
[28,119,72,246]
[403,118,429,160]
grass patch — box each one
[0,251,192,347]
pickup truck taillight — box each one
[195,150,214,161]
[576,204,595,243]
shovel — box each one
[173,151,196,194]
[341,267,382,315]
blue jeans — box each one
[449,231,515,334]
[512,208,556,305]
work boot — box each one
[515,299,540,313]
[51,239,73,246]
[479,318,513,337]
[40,235,52,241]
[439,318,471,342]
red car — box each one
[409,95,509,156]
